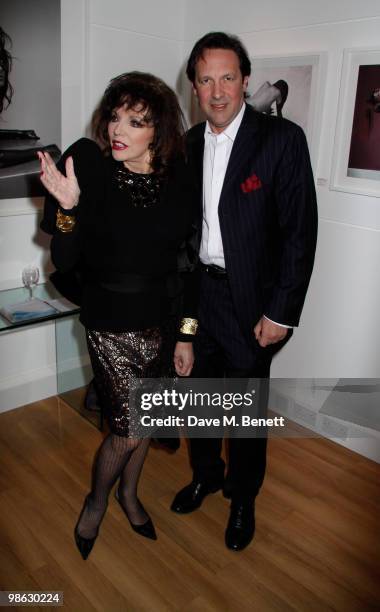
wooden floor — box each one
[0,397,379,611]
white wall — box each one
[61,0,186,142]
[184,0,380,40]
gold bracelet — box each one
[56,208,76,233]
[179,318,198,335]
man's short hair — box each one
[186,31,251,84]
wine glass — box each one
[22,265,40,300]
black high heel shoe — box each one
[74,495,99,560]
[115,490,157,540]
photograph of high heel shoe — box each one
[249,61,313,133]
[246,53,323,165]
[249,78,288,117]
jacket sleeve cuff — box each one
[177,332,195,342]
[58,204,78,216]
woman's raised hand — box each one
[38,151,81,210]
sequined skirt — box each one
[86,327,167,437]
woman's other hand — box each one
[174,341,194,377]
[38,151,80,210]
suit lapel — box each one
[219,105,262,205]
[188,106,263,213]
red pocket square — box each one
[241,174,262,193]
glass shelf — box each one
[0,282,100,429]
[0,282,80,332]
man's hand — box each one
[174,342,194,376]
[254,316,288,348]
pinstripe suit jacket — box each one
[186,103,318,336]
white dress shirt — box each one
[200,102,245,268]
[200,102,291,329]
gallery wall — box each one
[61,0,186,146]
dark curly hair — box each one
[92,72,186,175]
[0,27,14,113]
[186,31,251,84]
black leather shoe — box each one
[74,495,99,560]
[225,502,255,551]
[170,481,222,514]
[115,490,157,540]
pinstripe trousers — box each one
[190,270,290,501]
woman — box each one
[39,72,198,559]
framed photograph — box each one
[331,48,380,197]
[248,53,326,169]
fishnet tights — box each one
[76,433,151,539]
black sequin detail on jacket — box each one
[114,165,161,208]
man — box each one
[171,32,318,551]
